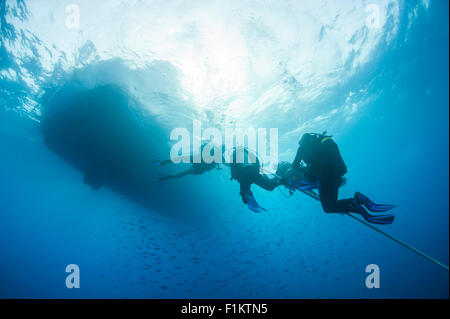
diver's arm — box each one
[159,167,196,183]
[254,174,279,191]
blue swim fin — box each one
[287,179,317,191]
[355,192,396,212]
[352,200,395,225]
[294,182,317,191]
[246,192,267,213]
[364,212,395,225]
[157,173,169,184]
[152,155,162,166]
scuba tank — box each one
[299,131,347,177]
[299,131,332,149]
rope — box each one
[257,166,449,271]
[298,189,449,272]
[345,213,449,271]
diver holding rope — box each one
[281,132,396,225]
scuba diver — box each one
[154,143,225,183]
[283,132,396,225]
[229,147,280,212]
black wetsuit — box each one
[230,149,279,203]
[292,137,353,213]
[236,170,279,203]
[190,144,221,175]
[191,161,216,175]
[275,161,292,177]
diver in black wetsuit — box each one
[155,143,224,183]
[287,132,396,225]
[229,147,280,212]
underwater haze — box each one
[0,0,448,298]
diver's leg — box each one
[161,159,172,166]
[152,156,172,166]
[171,167,196,178]
[319,174,353,213]
[158,167,196,183]
[239,181,267,212]
[166,167,196,180]
[319,174,395,224]
[239,181,252,203]
[254,174,280,191]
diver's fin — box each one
[152,155,161,166]
[352,200,395,225]
[248,204,262,213]
[363,212,395,225]
[157,173,169,184]
[368,204,397,212]
[246,193,267,213]
[355,192,396,212]
[294,183,317,191]
[287,179,317,191]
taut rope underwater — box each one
[298,189,449,271]
[261,166,448,271]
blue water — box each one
[0,0,448,298]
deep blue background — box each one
[0,0,448,298]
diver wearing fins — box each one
[230,147,280,212]
[285,132,396,225]
[154,143,225,183]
